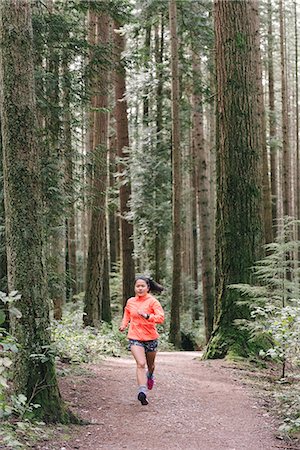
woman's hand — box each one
[119,325,126,332]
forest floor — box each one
[33,351,299,450]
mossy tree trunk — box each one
[0,131,6,289]
[192,49,215,343]
[205,0,265,359]
[191,138,199,323]
[114,21,135,306]
[154,16,167,282]
[62,46,77,302]
[44,0,66,319]
[279,0,292,219]
[168,0,182,348]
[294,1,300,243]
[108,129,119,271]
[83,7,96,292]
[0,132,9,330]
[0,0,70,422]
[267,0,281,225]
[84,11,111,326]
[101,239,111,323]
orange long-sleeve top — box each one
[121,294,165,341]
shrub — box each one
[52,306,124,363]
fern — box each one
[230,218,300,379]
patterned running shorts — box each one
[128,339,158,353]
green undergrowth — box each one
[0,420,56,449]
[52,308,124,364]
[0,292,47,449]
[274,375,300,438]
[225,358,300,442]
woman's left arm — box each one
[148,299,164,324]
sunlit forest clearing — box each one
[0,0,300,448]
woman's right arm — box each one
[119,305,130,332]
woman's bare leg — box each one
[145,351,156,376]
[131,345,149,404]
[130,344,147,387]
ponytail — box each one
[135,275,164,293]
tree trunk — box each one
[0,0,70,422]
[86,8,96,235]
[192,50,215,343]
[62,49,77,301]
[45,0,66,319]
[168,0,182,348]
[181,133,193,312]
[191,104,200,323]
[261,101,273,244]
[108,129,118,271]
[81,8,97,294]
[101,230,111,323]
[154,15,167,282]
[191,159,199,323]
[205,0,265,359]
[84,12,110,326]
[295,1,300,241]
[0,133,6,289]
[0,133,9,330]
[255,7,273,245]
[114,21,135,306]
[267,0,281,226]
[279,0,292,218]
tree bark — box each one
[108,129,118,271]
[254,6,273,244]
[267,0,281,225]
[62,51,77,302]
[0,0,70,422]
[295,1,300,241]
[168,0,182,348]
[101,231,111,323]
[84,12,110,326]
[114,21,135,306]
[0,133,9,330]
[154,16,167,282]
[45,0,66,319]
[192,50,215,343]
[205,0,265,359]
[279,0,293,218]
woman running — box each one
[119,276,165,405]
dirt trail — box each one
[38,352,293,450]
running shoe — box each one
[138,392,148,405]
[147,375,154,390]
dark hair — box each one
[135,276,164,293]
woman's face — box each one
[135,279,149,297]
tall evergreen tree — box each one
[205,0,265,358]
[0,0,69,422]
[44,0,66,318]
[154,14,168,281]
[294,1,300,240]
[267,0,280,224]
[192,48,214,343]
[169,0,182,348]
[62,46,77,302]
[279,0,293,218]
[114,20,135,306]
[84,10,111,326]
